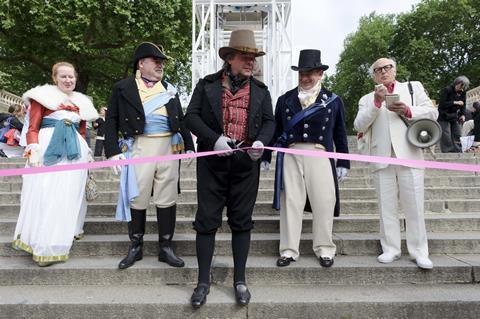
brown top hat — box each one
[219,29,266,60]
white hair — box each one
[369,58,397,78]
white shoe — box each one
[415,256,433,269]
[377,252,400,264]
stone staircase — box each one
[0,138,479,318]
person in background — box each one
[462,101,480,153]
[93,106,107,157]
[354,57,438,270]
[437,76,470,153]
[0,103,25,157]
[13,61,98,266]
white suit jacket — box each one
[354,81,438,171]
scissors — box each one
[228,139,245,152]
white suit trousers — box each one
[374,165,429,259]
[280,143,336,259]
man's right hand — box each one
[214,135,233,156]
[109,153,126,175]
[374,84,387,105]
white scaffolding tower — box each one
[192,0,293,102]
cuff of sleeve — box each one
[374,99,382,108]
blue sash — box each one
[273,94,338,210]
[41,118,80,166]
[143,82,177,116]
[115,138,139,222]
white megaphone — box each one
[406,118,442,148]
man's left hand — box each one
[247,140,264,161]
[387,101,408,115]
[336,167,348,183]
[459,115,466,124]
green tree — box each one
[391,0,480,99]
[331,13,397,132]
[0,0,192,105]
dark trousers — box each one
[193,152,260,234]
[439,120,461,152]
[94,139,104,157]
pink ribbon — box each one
[0,147,478,177]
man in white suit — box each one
[354,58,438,269]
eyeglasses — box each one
[373,64,394,74]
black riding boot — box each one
[157,205,185,267]
[118,208,146,269]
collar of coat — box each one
[284,86,333,110]
[204,69,267,89]
[22,84,98,121]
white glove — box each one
[109,153,126,175]
[336,167,348,183]
[214,135,233,157]
[185,150,195,167]
[24,144,41,167]
[261,161,270,171]
[247,140,264,161]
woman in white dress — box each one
[12,62,98,266]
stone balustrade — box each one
[467,85,480,109]
[0,89,23,112]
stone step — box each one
[1,175,480,191]
[2,199,479,218]
[0,150,475,164]
[0,157,476,171]
[2,214,480,236]
[0,254,477,287]
[0,169,476,185]
[2,231,480,257]
[1,186,479,204]
[1,283,479,318]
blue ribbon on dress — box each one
[272,94,337,210]
[41,118,80,166]
[116,138,139,222]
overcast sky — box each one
[291,0,422,74]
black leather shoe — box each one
[118,243,143,269]
[191,283,210,308]
[159,246,185,267]
[319,256,334,268]
[234,281,251,306]
[276,256,295,267]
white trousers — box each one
[130,135,179,210]
[280,143,336,259]
[374,165,429,259]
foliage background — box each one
[330,0,479,132]
[0,0,192,105]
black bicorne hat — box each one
[132,42,169,72]
[291,49,329,72]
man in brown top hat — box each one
[185,29,275,308]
